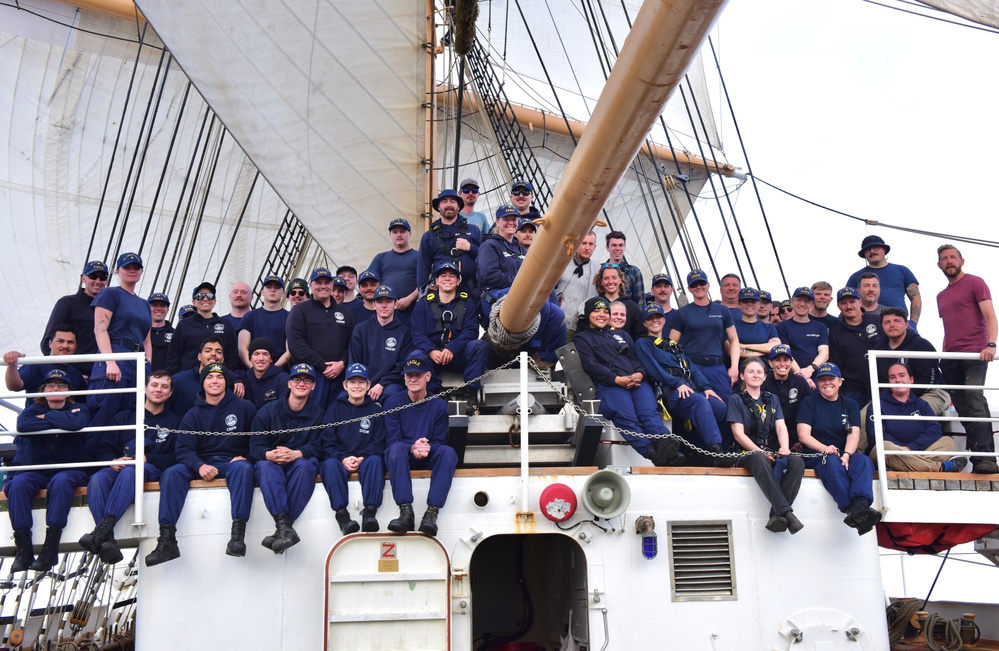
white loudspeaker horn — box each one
[581,469,632,519]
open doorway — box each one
[469,534,588,651]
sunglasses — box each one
[43,382,70,389]
[460,186,479,193]
[600,263,620,270]
[194,293,216,301]
[512,189,532,197]
[689,281,708,288]
[289,377,315,385]
[87,273,109,281]
[289,290,307,297]
[781,307,793,313]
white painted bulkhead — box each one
[112,471,892,650]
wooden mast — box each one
[495,0,730,336]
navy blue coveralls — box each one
[411,291,488,391]
[799,394,875,511]
[320,395,387,511]
[383,391,456,508]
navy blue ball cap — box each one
[686,269,708,287]
[331,276,348,289]
[837,287,861,302]
[814,362,842,379]
[769,344,792,360]
[402,352,431,374]
[652,273,673,287]
[310,267,333,282]
[41,368,71,388]
[345,363,369,381]
[192,281,217,297]
[642,304,666,320]
[388,218,411,232]
[178,304,196,318]
[373,285,397,300]
[511,179,534,193]
[759,290,772,303]
[289,363,317,380]
[792,286,814,300]
[115,252,143,269]
[432,189,464,211]
[858,234,890,258]
[495,204,519,220]
[262,273,284,288]
[431,261,461,278]
[517,218,537,231]
[83,260,108,276]
[738,287,761,302]
[147,292,170,305]
[358,270,381,283]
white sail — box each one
[919,0,999,28]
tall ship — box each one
[2,0,999,649]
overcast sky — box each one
[712,0,999,348]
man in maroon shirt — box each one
[936,244,999,473]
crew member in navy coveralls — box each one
[7,369,91,572]
[668,270,740,402]
[635,304,728,456]
[40,260,108,375]
[89,252,153,427]
[349,285,413,401]
[4,325,87,407]
[166,281,241,374]
[417,189,482,292]
[477,204,566,369]
[384,353,456,537]
[797,362,881,535]
[242,338,289,410]
[573,297,683,467]
[80,370,180,563]
[148,293,174,373]
[320,363,387,534]
[145,363,256,566]
[250,363,324,554]
[727,358,805,534]
[411,261,488,398]
[286,267,355,409]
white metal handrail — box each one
[867,349,998,514]
[1,352,147,526]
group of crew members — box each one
[4,177,997,569]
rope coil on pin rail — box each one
[145,357,521,437]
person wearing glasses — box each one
[89,252,153,427]
[668,270,741,402]
[40,260,109,375]
[250,363,325,554]
[367,218,419,325]
[604,230,645,305]
[286,278,310,308]
[238,274,291,369]
[7,369,91,572]
[457,176,490,233]
[166,281,240,374]
[778,299,794,321]
[510,179,538,217]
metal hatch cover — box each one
[325,533,451,650]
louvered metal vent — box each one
[667,521,736,602]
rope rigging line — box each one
[0,2,167,49]
[85,20,149,264]
[753,175,999,249]
[860,0,999,34]
[707,39,791,297]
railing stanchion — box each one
[133,352,146,528]
[520,351,530,514]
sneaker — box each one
[940,457,969,473]
[972,459,999,475]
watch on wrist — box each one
[988,342,996,348]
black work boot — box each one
[387,503,415,533]
[271,513,301,554]
[11,528,34,573]
[98,530,124,565]
[361,506,379,533]
[145,524,180,567]
[843,497,881,535]
[225,519,247,557]
[418,506,440,537]
[80,515,117,555]
[336,509,360,535]
[30,527,63,572]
